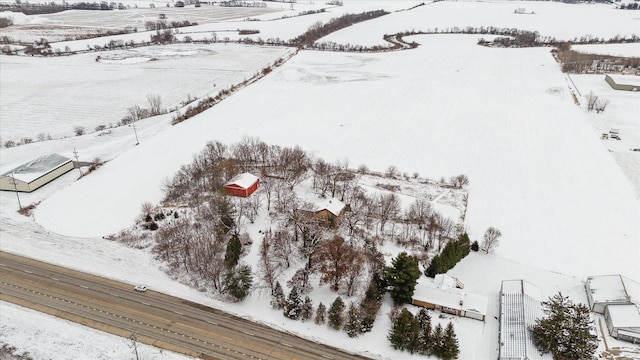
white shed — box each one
[605,305,640,344]
[585,275,631,314]
[0,154,74,193]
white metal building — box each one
[585,275,632,314]
[605,304,640,343]
[0,154,73,193]
[499,279,552,360]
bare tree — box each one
[595,98,610,113]
[586,91,598,112]
[147,94,163,116]
[376,193,400,235]
[267,227,295,268]
[278,146,310,190]
[481,226,502,254]
[259,235,283,294]
[406,198,432,248]
[449,174,470,188]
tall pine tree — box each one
[385,252,421,305]
[301,296,314,321]
[343,302,361,338]
[315,302,327,325]
[441,322,460,360]
[532,292,597,360]
[388,308,414,351]
[328,296,345,330]
[283,286,302,320]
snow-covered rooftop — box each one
[0,154,71,183]
[414,275,489,317]
[315,198,345,216]
[499,280,550,360]
[607,74,640,87]
[587,275,630,304]
[224,172,258,189]
[607,304,640,329]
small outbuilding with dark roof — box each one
[0,154,74,193]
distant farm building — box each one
[223,173,259,197]
[605,74,640,91]
[412,274,488,321]
[314,198,345,225]
[499,279,552,360]
[586,274,640,343]
[0,154,73,193]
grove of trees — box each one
[388,308,460,359]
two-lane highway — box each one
[0,251,374,360]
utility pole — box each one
[132,119,140,145]
[10,172,22,211]
[72,147,83,176]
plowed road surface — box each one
[0,251,372,360]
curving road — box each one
[0,251,374,360]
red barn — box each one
[223,173,259,197]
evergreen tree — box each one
[388,308,414,350]
[328,296,345,330]
[315,302,327,325]
[418,310,433,355]
[344,302,362,338]
[531,292,597,360]
[441,322,460,360]
[301,296,314,321]
[471,240,479,252]
[225,234,242,268]
[431,323,444,358]
[385,252,421,304]
[407,315,422,354]
[222,264,253,301]
[272,281,285,309]
[360,279,384,333]
[283,286,302,320]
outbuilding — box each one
[605,304,640,343]
[223,173,259,197]
[314,198,345,225]
[605,74,640,91]
[498,279,551,360]
[585,274,632,314]
[0,154,74,193]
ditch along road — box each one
[0,251,372,360]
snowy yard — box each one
[1,0,639,359]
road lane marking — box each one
[109,293,119,297]
[23,270,32,274]
[281,343,292,348]
[80,285,88,289]
[51,278,59,281]
[322,356,334,360]
[173,311,183,315]
[207,321,218,325]
[141,302,151,306]
[242,331,254,336]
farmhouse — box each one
[314,198,345,225]
[412,274,488,321]
[605,74,640,91]
[498,279,551,360]
[585,274,633,314]
[0,154,74,193]
[223,173,259,197]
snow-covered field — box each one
[1,1,639,359]
[573,43,640,58]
